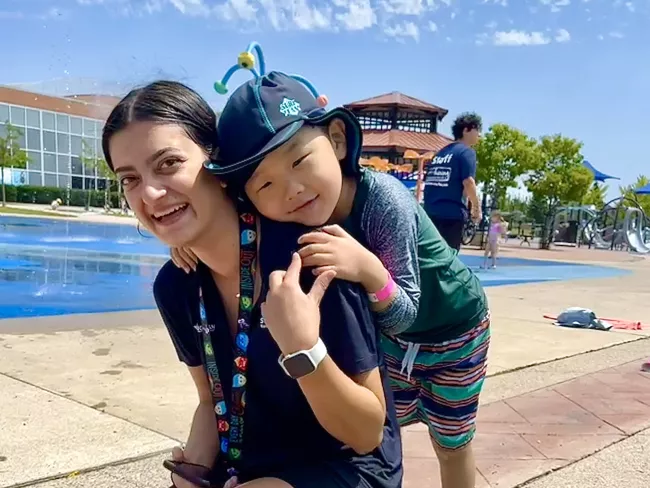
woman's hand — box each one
[261,253,335,356]
[171,247,199,274]
[297,225,387,293]
[168,447,200,488]
[169,446,237,488]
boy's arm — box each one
[362,176,422,336]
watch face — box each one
[283,353,315,378]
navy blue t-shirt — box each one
[153,217,402,488]
[423,141,477,221]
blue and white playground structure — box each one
[579,162,649,254]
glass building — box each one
[0,86,119,190]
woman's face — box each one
[109,121,230,248]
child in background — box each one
[484,210,506,269]
[173,72,490,488]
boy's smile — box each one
[244,125,346,227]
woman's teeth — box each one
[153,204,188,221]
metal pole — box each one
[610,206,619,250]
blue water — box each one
[0,216,630,319]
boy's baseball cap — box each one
[205,71,362,180]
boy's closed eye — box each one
[257,181,272,192]
[256,154,309,192]
[292,154,308,168]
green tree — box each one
[0,123,29,207]
[475,123,540,204]
[499,194,530,214]
[527,192,549,225]
[582,182,608,208]
[620,175,650,217]
[525,134,593,249]
[80,140,113,210]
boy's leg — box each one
[418,315,491,488]
[380,334,423,427]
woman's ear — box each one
[327,119,348,161]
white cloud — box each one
[143,1,164,13]
[555,28,571,42]
[69,0,629,44]
[493,29,550,46]
[489,27,572,46]
[384,20,420,42]
[334,0,376,31]
[609,31,624,38]
[219,0,257,22]
[77,0,168,16]
[291,0,332,30]
[169,0,211,15]
[382,0,424,15]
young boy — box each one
[178,71,489,488]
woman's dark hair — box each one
[451,112,482,141]
[102,80,218,171]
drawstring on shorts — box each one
[400,342,420,381]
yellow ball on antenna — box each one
[238,52,255,70]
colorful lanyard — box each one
[199,210,257,474]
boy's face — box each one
[244,122,347,227]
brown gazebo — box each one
[344,91,452,165]
[344,91,453,200]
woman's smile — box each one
[151,203,190,225]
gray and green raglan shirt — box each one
[342,169,488,344]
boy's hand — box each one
[297,225,387,293]
[170,247,199,274]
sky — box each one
[1,0,648,198]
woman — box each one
[102,81,402,488]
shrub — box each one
[4,185,120,208]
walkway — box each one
[1,247,649,487]
[403,359,650,487]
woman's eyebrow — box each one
[114,165,136,176]
[146,147,178,164]
[114,147,180,175]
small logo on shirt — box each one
[425,167,451,187]
[430,153,453,166]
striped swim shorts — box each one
[381,313,491,450]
